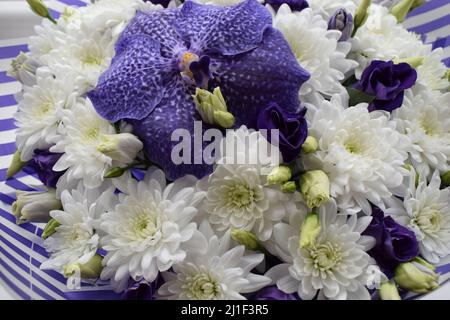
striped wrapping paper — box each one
[0,0,449,300]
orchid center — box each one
[178,51,212,88]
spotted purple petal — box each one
[88,34,174,122]
[175,0,272,55]
[212,28,310,128]
[129,77,213,180]
[120,10,183,58]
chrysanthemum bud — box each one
[411,0,426,11]
[26,0,56,24]
[63,254,103,279]
[390,0,415,22]
[394,257,439,293]
[378,281,401,300]
[12,189,62,224]
[299,210,321,248]
[231,229,260,251]
[300,170,330,208]
[281,181,297,193]
[267,165,292,185]
[97,133,143,164]
[301,136,318,154]
[193,87,235,128]
[393,56,424,69]
[42,218,60,239]
[353,0,371,33]
[6,150,26,179]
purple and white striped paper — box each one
[0,0,449,300]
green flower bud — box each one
[213,110,235,129]
[299,210,321,248]
[97,133,143,164]
[104,166,127,178]
[26,0,56,24]
[391,0,415,22]
[42,218,61,239]
[267,165,292,185]
[301,136,318,154]
[353,0,372,33]
[300,170,330,208]
[193,87,235,128]
[393,56,424,69]
[63,254,103,279]
[411,0,426,11]
[378,281,401,300]
[441,170,450,188]
[12,189,62,224]
[6,150,26,179]
[230,229,260,251]
[413,256,436,271]
[281,181,297,193]
[394,258,439,293]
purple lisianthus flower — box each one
[363,206,419,276]
[144,0,171,8]
[265,0,309,12]
[353,60,417,112]
[121,276,162,300]
[327,9,353,41]
[257,102,307,163]
[88,0,309,181]
[29,149,64,188]
[252,286,299,300]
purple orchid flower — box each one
[252,286,299,300]
[88,0,310,181]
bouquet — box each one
[5,0,450,300]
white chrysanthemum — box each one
[15,69,78,161]
[28,19,67,64]
[40,183,115,270]
[158,221,271,299]
[393,88,450,177]
[266,200,375,300]
[46,27,116,92]
[198,126,298,241]
[308,0,357,20]
[386,170,450,264]
[100,169,205,292]
[50,99,143,189]
[272,6,357,98]
[351,4,448,91]
[303,94,409,214]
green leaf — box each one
[104,167,127,178]
[346,87,375,106]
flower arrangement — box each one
[6,0,450,300]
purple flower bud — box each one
[354,60,417,112]
[257,102,308,163]
[29,149,64,188]
[328,9,353,41]
[265,0,309,12]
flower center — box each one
[227,184,255,209]
[310,242,342,271]
[344,137,364,155]
[183,273,221,300]
[413,207,442,234]
[178,51,212,88]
